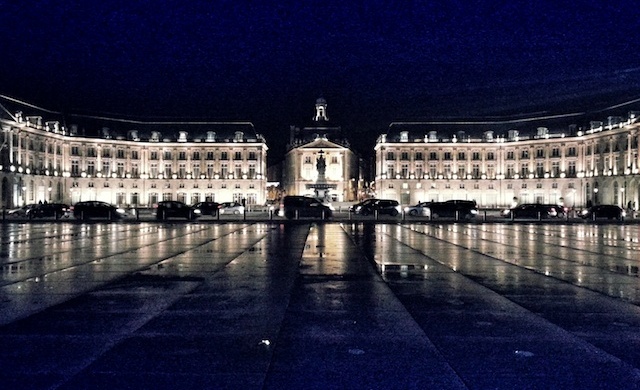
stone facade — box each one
[0,97,268,208]
[375,114,640,210]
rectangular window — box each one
[206,151,214,160]
[71,160,79,176]
[472,164,480,179]
[221,152,228,160]
[234,151,242,160]
[386,151,395,160]
[178,151,187,160]
[248,151,257,160]
[458,151,466,160]
[164,151,172,160]
[401,164,409,178]
[117,149,125,159]
[87,161,95,176]
[193,151,200,160]
[415,152,423,161]
[131,150,139,160]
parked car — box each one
[404,201,431,216]
[28,203,71,219]
[427,200,479,219]
[219,202,245,215]
[502,203,558,219]
[6,204,36,218]
[350,199,401,216]
[73,201,126,220]
[580,205,625,220]
[193,201,220,216]
[281,195,333,219]
[155,201,201,220]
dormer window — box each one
[400,131,409,142]
[178,131,188,142]
[206,131,216,142]
[234,131,244,142]
[151,131,161,142]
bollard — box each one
[374,210,378,220]
[537,211,541,221]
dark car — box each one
[281,196,332,219]
[29,203,71,219]
[193,201,220,216]
[350,199,401,216]
[7,204,36,218]
[502,203,558,219]
[73,201,126,220]
[156,201,201,220]
[580,205,625,220]
[427,200,478,219]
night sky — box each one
[2,1,640,161]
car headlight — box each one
[194,209,202,214]
[621,210,626,217]
[470,209,478,214]
[580,209,588,215]
[116,208,126,215]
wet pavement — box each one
[1,222,640,389]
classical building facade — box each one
[0,96,268,208]
[375,113,640,210]
[281,98,360,202]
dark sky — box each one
[2,0,640,161]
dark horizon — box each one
[2,1,640,162]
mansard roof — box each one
[0,94,262,143]
[385,110,639,143]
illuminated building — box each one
[375,113,640,209]
[0,95,268,208]
[281,98,360,202]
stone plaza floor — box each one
[1,221,640,389]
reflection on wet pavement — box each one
[0,222,639,388]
